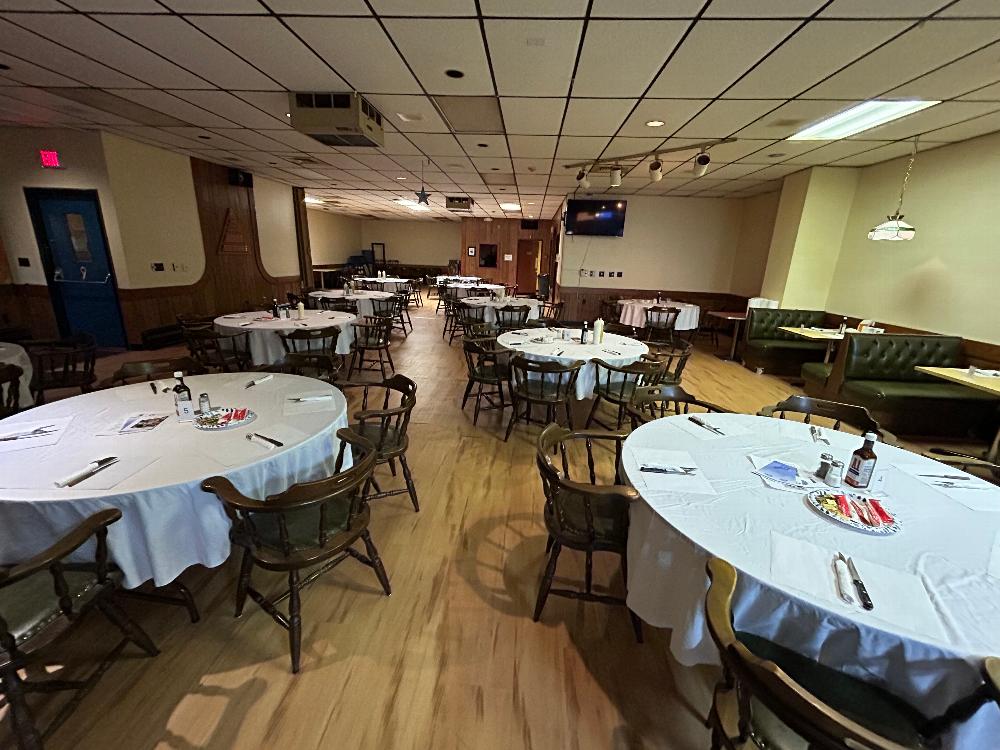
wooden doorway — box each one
[516,239,539,295]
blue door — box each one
[27,190,127,348]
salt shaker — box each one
[825,459,845,488]
[815,452,834,480]
[198,392,211,415]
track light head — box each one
[649,159,663,182]
[610,166,622,188]
[575,168,590,190]
[692,149,711,177]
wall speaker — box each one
[228,168,254,188]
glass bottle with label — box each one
[173,371,195,421]
[845,432,879,489]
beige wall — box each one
[360,219,460,265]
[0,127,128,286]
[101,132,204,288]
[308,209,362,264]
[730,191,780,297]
[759,169,810,302]
[253,176,300,278]
[557,193,777,294]
[826,131,1000,344]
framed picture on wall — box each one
[467,246,475,256]
[371,242,386,263]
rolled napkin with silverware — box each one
[246,433,283,449]
[245,374,273,389]
[288,394,332,402]
[834,554,858,606]
[54,456,119,488]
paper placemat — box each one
[672,415,751,441]
[893,464,1000,512]
[282,392,340,416]
[0,416,73,454]
[630,449,715,495]
[200,423,310,467]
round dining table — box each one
[0,341,34,408]
[0,373,350,589]
[309,289,394,319]
[617,298,700,331]
[496,328,648,399]
[436,275,479,285]
[622,412,1000,749]
[462,296,540,325]
[356,276,409,292]
[447,282,505,298]
[215,310,355,366]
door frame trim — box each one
[24,187,128,346]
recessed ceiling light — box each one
[198,135,211,139]
[445,69,465,78]
[395,176,407,180]
[527,202,535,205]
[490,167,499,171]
[645,120,665,127]
[477,143,489,148]
[788,100,940,140]
[0,63,10,71]
[767,152,786,158]
[285,112,290,118]
[500,202,521,211]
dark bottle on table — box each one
[580,321,589,345]
[271,298,280,318]
[173,371,195,422]
[845,432,878,489]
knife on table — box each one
[688,415,724,435]
[846,557,874,610]
[59,457,120,488]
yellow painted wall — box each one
[253,176,300,278]
[308,208,362,264]
[360,219,460,265]
[101,132,205,288]
[759,169,810,303]
[731,191,780,297]
[827,131,1000,345]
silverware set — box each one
[64,456,120,487]
[640,465,698,475]
[810,425,830,445]
[0,425,56,442]
[689,416,724,435]
[836,552,874,610]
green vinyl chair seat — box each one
[842,379,1000,404]
[745,339,827,353]
[801,361,833,383]
[543,493,629,551]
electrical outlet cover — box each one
[598,271,605,277]
[616,271,623,278]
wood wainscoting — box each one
[556,285,750,322]
[0,283,60,339]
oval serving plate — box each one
[805,489,900,536]
[194,407,257,431]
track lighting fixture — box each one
[610,166,622,188]
[649,158,663,182]
[575,169,590,190]
[692,150,711,177]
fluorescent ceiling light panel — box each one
[499,202,521,211]
[787,100,940,141]
[396,199,430,211]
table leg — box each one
[715,320,743,361]
[824,341,835,363]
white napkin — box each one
[672,415,751,441]
[0,417,73,454]
[631,449,716,495]
[893,464,1000,512]
[200,424,309,467]
[245,374,273,388]
[283,392,338,416]
[51,455,159,490]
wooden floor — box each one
[2,298,803,750]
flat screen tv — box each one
[565,199,627,237]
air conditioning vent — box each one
[288,91,385,148]
[446,196,474,213]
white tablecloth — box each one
[447,282,506,298]
[357,276,409,292]
[0,374,350,589]
[436,275,480,285]
[623,413,1000,749]
[617,299,700,331]
[309,289,394,319]
[0,342,34,408]
[215,310,355,365]
[497,328,648,399]
[462,297,540,325]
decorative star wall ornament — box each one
[415,159,430,205]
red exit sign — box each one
[39,149,63,168]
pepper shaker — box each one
[815,452,834,480]
[825,459,845,488]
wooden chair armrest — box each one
[0,508,121,586]
[354,404,409,421]
[695,399,732,414]
[560,479,641,503]
[201,476,272,511]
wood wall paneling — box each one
[555,285,751,323]
[459,218,553,291]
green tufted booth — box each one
[819,333,999,437]
[743,308,828,376]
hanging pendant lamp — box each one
[868,137,918,241]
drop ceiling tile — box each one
[162,0,264,10]
[783,140,894,164]
[169,90,287,129]
[384,19,492,95]
[190,16,348,91]
[648,21,797,98]
[828,141,917,165]
[457,133,507,155]
[100,15,281,91]
[62,0,162,9]
[111,88,237,127]
[554,136,611,159]
[365,94,449,133]
[734,99,856,139]
[370,0,474,14]
[958,81,1000,101]
[617,98,709,137]
[111,125,207,149]
[701,162,771,179]
[507,135,557,159]
[479,0,588,15]
[848,101,1000,140]
[740,163,804,179]
[561,98,634,136]
[10,13,211,89]
[0,0,64,7]
[257,128,336,151]
[408,132,466,156]
[232,92,291,121]
[0,59,80,87]
[511,157,553,174]
[381,132,423,155]
[6,87,144,125]
[887,41,1000,99]
[484,19,582,96]
[805,20,1000,99]
[0,18,148,88]
[602,137,663,159]
[500,97,566,135]
[675,99,782,138]
[727,21,911,99]
[471,156,513,172]
[267,0,370,13]
[738,139,830,162]
[820,0,951,17]
[939,0,1000,15]
[284,16,418,94]
[703,138,777,162]
[573,21,687,97]
[589,0,703,16]
[704,0,826,16]
[910,109,1000,142]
